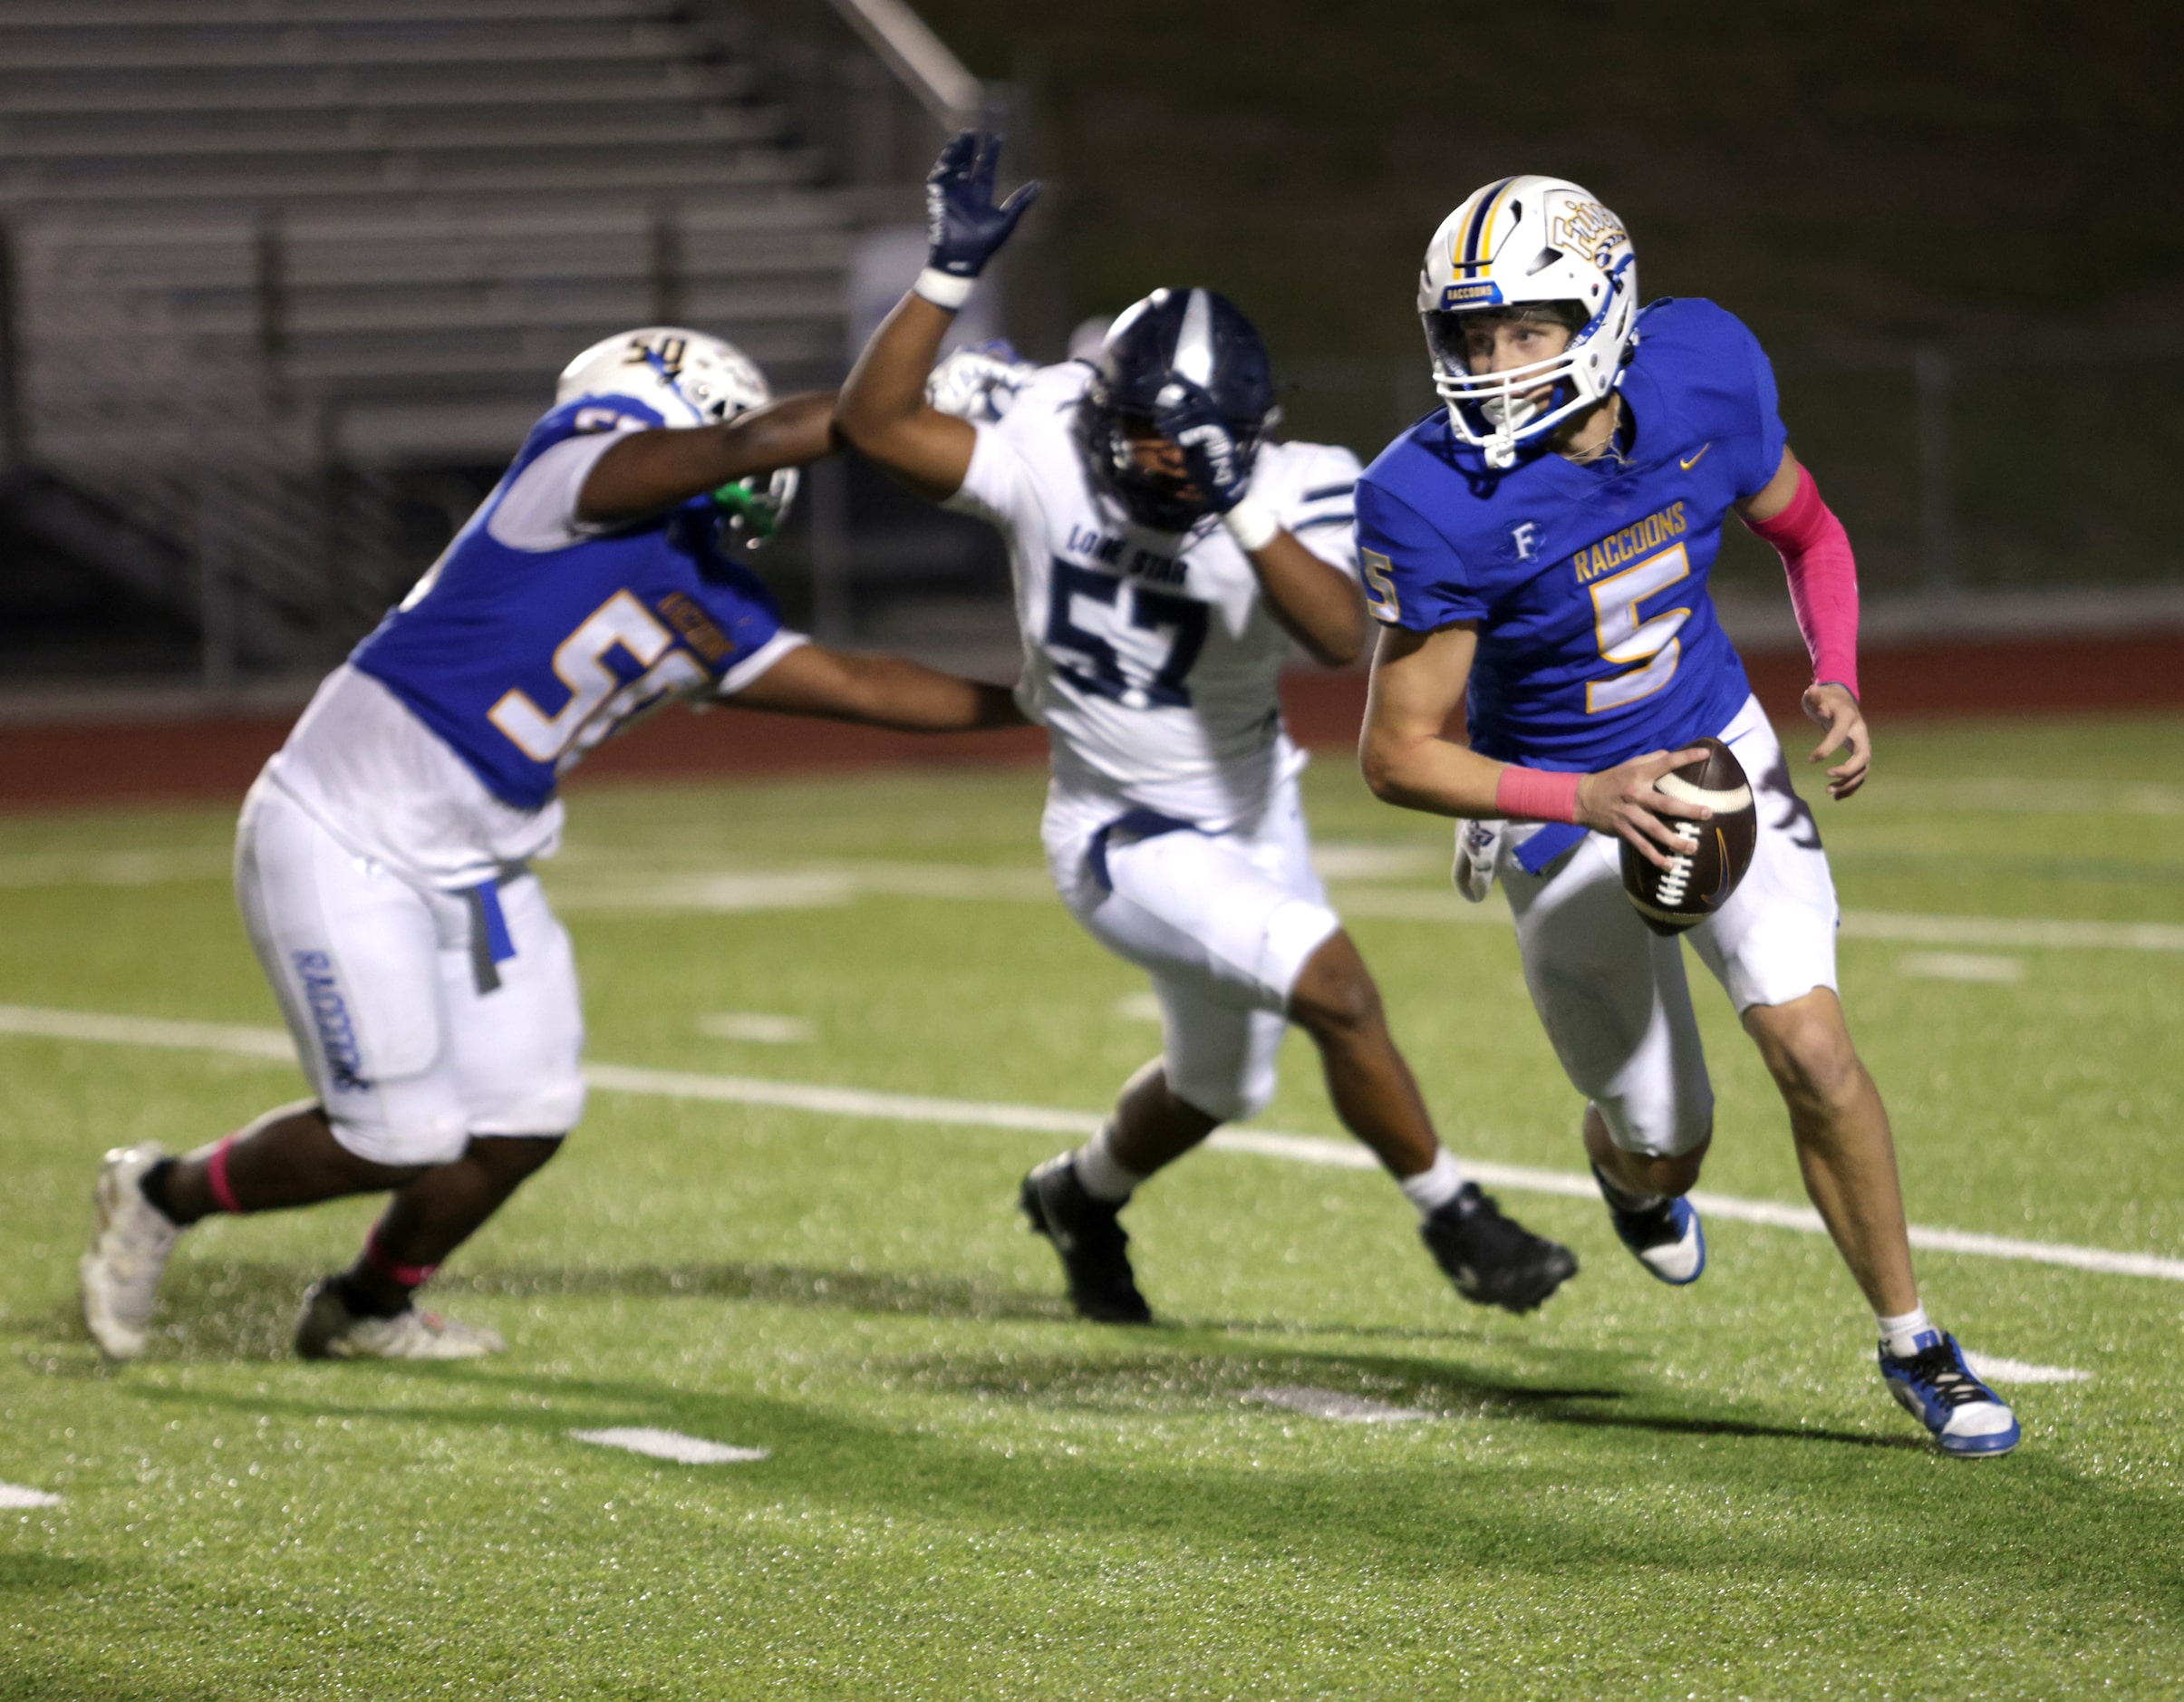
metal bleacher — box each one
[0,0,959,673]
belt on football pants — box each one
[1086,807,1203,894]
[1514,821,1587,875]
[459,862,528,994]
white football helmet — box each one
[1416,175,1638,468]
[555,326,797,548]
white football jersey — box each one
[947,363,1362,828]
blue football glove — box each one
[923,131,1040,281]
[1154,379,1252,515]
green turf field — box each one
[5,714,2182,1698]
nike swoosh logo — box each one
[1680,443,1713,469]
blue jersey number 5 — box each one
[1046,560,1209,710]
[1586,544,1692,713]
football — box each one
[1618,737,1759,935]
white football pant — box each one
[1501,695,1840,1159]
[235,774,587,1166]
[1045,777,1341,1124]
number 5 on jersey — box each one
[1587,543,1691,713]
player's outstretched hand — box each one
[924,131,1040,282]
[1577,747,1715,868]
[1155,379,1251,514]
[1802,682,1870,800]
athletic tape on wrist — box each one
[1493,765,1583,825]
[1221,497,1280,554]
[911,267,976,311]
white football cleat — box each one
[81,1143,181,1361]
[295,1279,507,1361]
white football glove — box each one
[1453,817,1503,904]
[926,343,1035,423]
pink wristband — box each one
[1493,765,1582,824]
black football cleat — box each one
[1019,1154,1153,1324]
[1421,1183,1579,1314]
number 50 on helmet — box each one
[556,325,798,550]
[1417,175,1638,469]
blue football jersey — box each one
[1358,297,1788,778]
[351,396,789,810]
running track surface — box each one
[5,633,2181,809]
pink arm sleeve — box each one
[1744,469,1860,701]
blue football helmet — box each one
[1084,287,1275,530]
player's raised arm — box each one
[726,642,1023,733]
[1361,622,1714,867]
[836,131,1039,500]
[577,391,839,526]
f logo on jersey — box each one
[1511,521,1541,562]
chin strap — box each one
[1744,469,1860,701]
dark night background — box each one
[923,0,2184,354]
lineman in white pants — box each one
[836,131,1580,1323]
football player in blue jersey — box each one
[1355,176,2021,1456]
[79,327,1023,1363]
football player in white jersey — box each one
[79,327,1023,1363]
[836,132,1579,1324]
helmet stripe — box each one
[1173,288,1215,386]
[1459,176,1519,275]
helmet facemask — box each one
[1424,301,1599,463]
[1084,393,1264,532]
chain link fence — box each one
[1280,342,2184,599]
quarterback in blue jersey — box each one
[1357,176,2020,1456]
[80,327,1021,1364]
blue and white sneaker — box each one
[1879,1330,2021,1456]
[1591,1163,1706,1285]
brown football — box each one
[1618,737,1760,936]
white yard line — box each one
[1963,1354,2092,1385]
[546,863,2184,953]
[567,1427,768,1464]
[0,849,230,889]
[0,1004,295,1059]
[1337,885,2184,950]
[1905,778,2184,819]
[1243,1388,1434,1424]
[5,1001,2181,1285]
[1897,953,2026,983]
[696,1012,816,1045]
[0,1484,63,1508]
